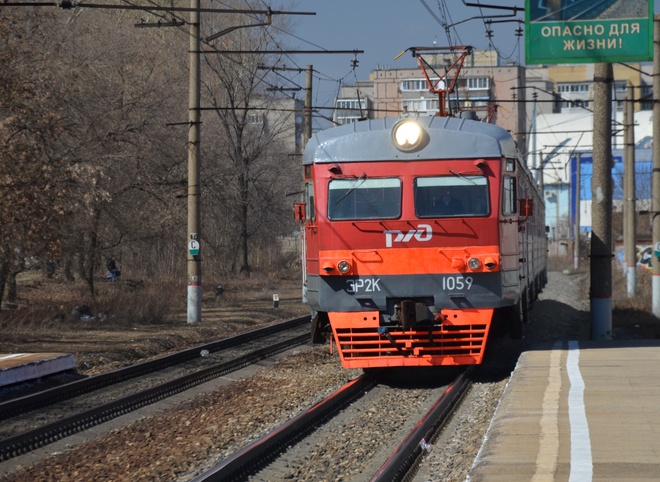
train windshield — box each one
[414,175,489,217]
[328,177,401,220]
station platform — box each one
[0,353,76,388]
[468,340,660,481]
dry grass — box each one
[0,271,308,375]
[611,265,659,339]
[0,276,180,331]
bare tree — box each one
[201,7,301,275]
[1,2,304,306]
[0,10,72,307]
[43,9,189,295]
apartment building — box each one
[527,63,653,113]
[248,97,305,156]
[334,49,527,152]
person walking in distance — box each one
[105,258,121,282]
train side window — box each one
[503,176,517,215]
[414,175,489,218]
[505,159,515,172]
[327,178,401,220]
[305,182,315,221]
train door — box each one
[302,181,318,303]
[500,158,520,296]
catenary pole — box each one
[301,65,313,303]
[187,0,202,323]
[304,65,313,146]
[653,15,660,316]
[574,152,581,270]
[624,82,636,297]
[623,86,629,276]
[590,62,613,340]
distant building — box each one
[334,49,528,149]
[333,81,374,125]
[542,63,652,114]
[535,110,653,255]
[249,97,304,155]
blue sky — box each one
[281,1,659,116]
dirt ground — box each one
[0,273,310,376]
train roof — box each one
[303,116,520,165]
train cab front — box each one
[308,252,497,369]
[299,116,514,369]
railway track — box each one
[0,316,310,462]
[192,368,472,482]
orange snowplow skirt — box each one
[328,309,494,369]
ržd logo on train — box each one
[384,224,432,248]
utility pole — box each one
[574,152,581,271]
[624,82,636,297]
[304,65,313,146]
[301,65,313,304]
[590,62,613,340]
[531,92,539,184]
[653,15,660,317]
[187,0,202,323]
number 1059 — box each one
[442,275,473,291]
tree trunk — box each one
[81,209,101,297]
[0,261,8,309]
[7,271,17,303]
[63,254,74,282]
[238,170,251,275]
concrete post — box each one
[624,83,636,297]
[187,0,202,323]
[652,15,660,316]
[590,63,613,340]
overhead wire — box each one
[128,0,320,119]
[112,0,337,124]
[246,0,364,126]
[419,0,445,26]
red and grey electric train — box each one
[295,115,547,369]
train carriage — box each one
[295,115,547,369]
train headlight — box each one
[337,260,351,274]
[392,119,427,152]
[467,257,481,270]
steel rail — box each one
[0,316,309,420]
[370,368,473,482]
[191,374,378,482]
[0,332,309,462]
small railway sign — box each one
[189,239,200,256]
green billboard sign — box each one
[526,0,653,64]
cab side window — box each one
[503,176,517,215]
[305,182,315,221]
